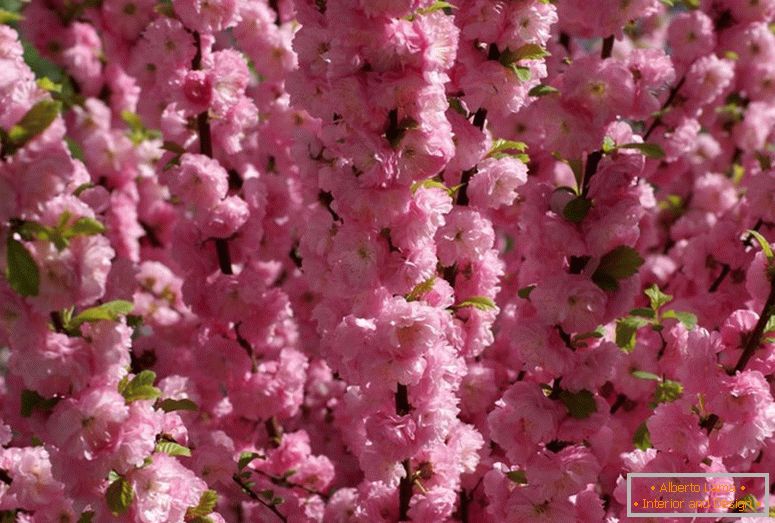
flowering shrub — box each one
[0,0,774,521]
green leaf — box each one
[76,511,95,523]
[488,139,527,159]
[644,284,672,311]
[0,9,23,23]
[503,43,551,62]
[654,379,683,404]
[155,440,191,457]
[630,308,656,319]
[505,470,527,484]
[592,246,644,290]
[4,100,61,155]
[747,230,773,261]
[157,398,198,412]
[238,451,262,470]
[573,327,605,344]
[619,142,665,160]
[20,389,59,417]
[509,64,531,81]
[105,476,134,516]
[601,136,616,154]
[562,197,591,223]
[410,179,453,196]
[632,422,651,450]
[37,77,62,93]
[517,285,536,299]
[161,140,186,154]
[453,296,497,311]
[528,84,559,97]
[661,309,698,329]
[68,217,105,237]
[71,300,133,328]
[6,238,39,297]
[186,490,218,519]
[120,370,161,403]
[615,316,650,351]
[631,370,661,381]
[660,0,674,6]
[406,277,436,302]
[558,390,597,419]
[416,0,455,15]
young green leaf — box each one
[68,217,105,237]
[157,398,198,412]
[105,476,134,516]
[601,136,616,154]
[517,285,536,299]
[505,470,527,484]
[619,142,666,160]
[3,100,61,155]
[661,310,698,329]
[563,197,591,223]
[615,316,650,351]
[186,490,218,519]
[654,379,683,404]
[592,246,644,291]
[528,84,559,97]
[630,308,656,319]
[632,422,652,450]
[6,238,39,297]
[238,451,263,471]
[644,284,672,311]
[453,296,497,311]
[631,370,661,381]
[155,440,192,457]
[747,230,773,261]
[120,370,161,403]
[406,277,436,302]
[70,300,134,328]
[558,390,597,419]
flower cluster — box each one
[0,0,774,521]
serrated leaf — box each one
[502,43,550,63]
[631,370,661,381]
[488,139,527,158]
[615,316,650,351]
[644,284,672,311]
[105,476,134,516]
[661,309,697,329]
[592,246,644,291]
[416,0,455,15]
[4,100,61,154]
[630,308,656,319]
[563,197,591,223]
[406,277,436,302]
[528,84,559,97]
[558,390,597,419]
[20,389,59,417]
[509,64,531,81]
[633,422,651,450]
[71,300,133,328]
[121,370,161,403]
[410,179,452,196]
[157,398,198,412]
[6,238,39,297]
[506,470,527,484]
[155,440,191,457]
[518,285,536,299]
[186,490,218,519]
[747,230,773,261]
[454,296,496,311]
[619,142,665,160]
[68,217,105,237]
[238,451,262,470]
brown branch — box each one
[232,473,288,522]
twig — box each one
[232,473,288,522]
